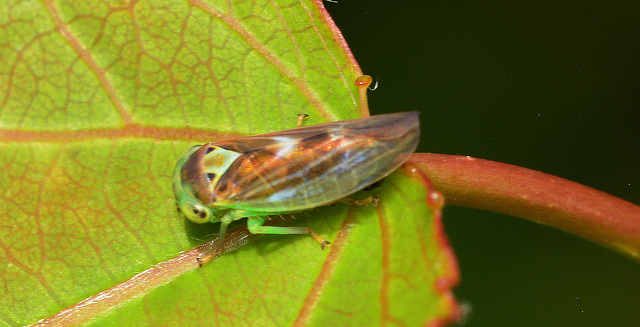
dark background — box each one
[326,1,640,326]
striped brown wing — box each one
[210,112,420,212]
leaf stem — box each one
[409,153,640,260]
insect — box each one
[172,111,420,249]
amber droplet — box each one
[354,75,372,87]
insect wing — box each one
[210,112,420,212]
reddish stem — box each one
[409,153,640,260]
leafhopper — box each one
[172,112,420,248]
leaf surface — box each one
[0,0,459,325]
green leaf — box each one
[0,0,459,325]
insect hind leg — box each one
[247,216,330,249]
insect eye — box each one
[184,203,210,223]
[192,207,207,219]
[192,207,206,218]
[206,173,216,182]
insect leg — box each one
[246,216,330,249]
[215,211,240,248]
